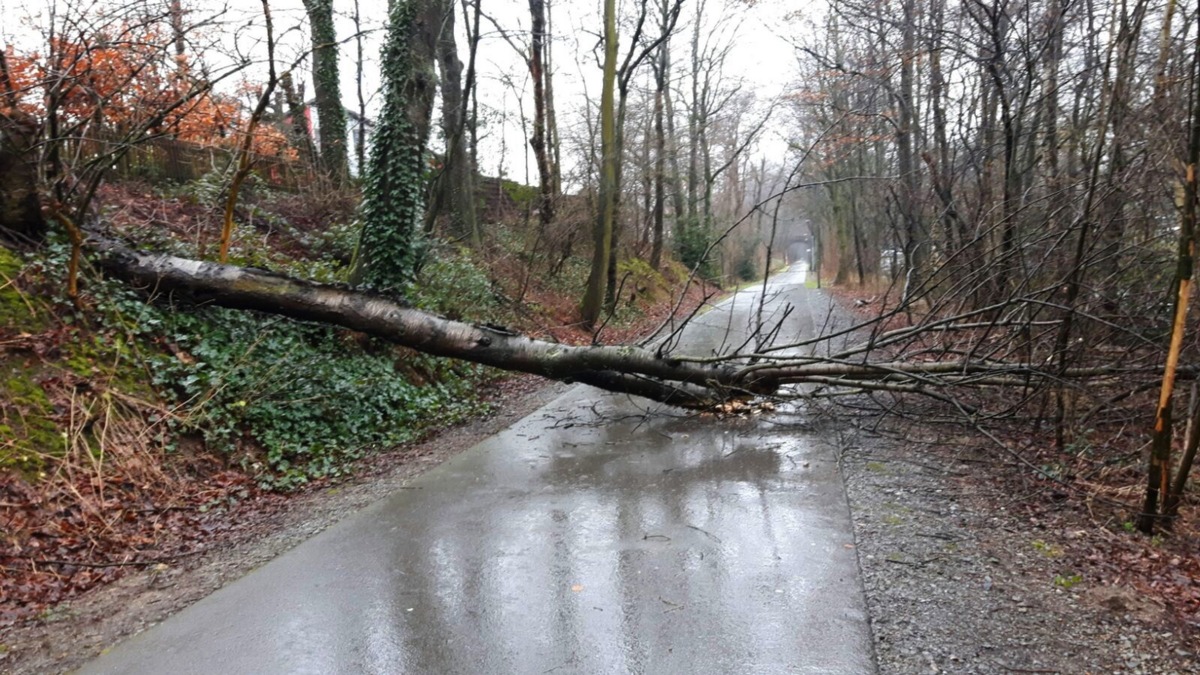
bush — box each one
[411,244,498,321]
[735,251,758,282]
[676,224,718,279]
[150,307,487,489]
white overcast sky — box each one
[0,0,806,181]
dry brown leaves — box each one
[0,333,264,627]
[945,406,1200,628]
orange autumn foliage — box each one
[1,28,295,161]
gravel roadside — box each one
[839,422,1200,674]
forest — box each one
[2,0,1200,653]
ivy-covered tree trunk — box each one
[351,0,439,292]
[302,0,349,183]
[281,72,317,166]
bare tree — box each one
[427,0,481,246]
[581,0,620,329]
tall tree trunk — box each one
[528,0,556,228]
[581,0,618,329]
[664,46,685,237]
[1042,0,1064,203]
[432,0,480,246]
[896,0,925,300]
[0,110,46,246]
[462,0,482,174]
[700,108,712,231]
[641,108,653,249]
[545,0,562,196]
[353,0,367,173]
[686,15,700,229]
[351,0,439,291]
[684,0,706,235]
[650,38,667,270]
[977,21,999,298]
[1140,3,1199,533]
[605,85,632,313]
[303,0,350,183]
[606,0,676,309]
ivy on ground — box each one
[2,237,491,490]
[150,307,488,490]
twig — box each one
[9,552,199,568]
[950,400,1135,510]
[686,524,722,543]
[884,555,942,566]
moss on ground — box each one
[1,247,62,474]
[1,360,65,475]
[0,246,45,332]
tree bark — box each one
[0,109,46,246]
[896,0,925,299]
[651,67,666,269]
[544,0,562,196]
[432,0,480,246]
[528,0,556,229]
[1140,12,1200,533]
[100,244,742,407]
[352,0,367,173]
[460,0,482,174]
[650,17,671,270]
[302,0,350,183]
[581,0,619,329]
[664,47,685,237]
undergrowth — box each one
[0,207,507,619]
[150,307,488,489]
[1,231,493,490]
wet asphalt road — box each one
[80,265,875,674]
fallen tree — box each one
[91,236,1177,410]
[95,238,750,407]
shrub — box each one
[411,244,498,321]
[151,307,487,489]
[676,224,718,279]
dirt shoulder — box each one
[0,375,566,674]
[840,419,1200,674]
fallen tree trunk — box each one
[95,241,756,407]
[93,241,1174,408]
